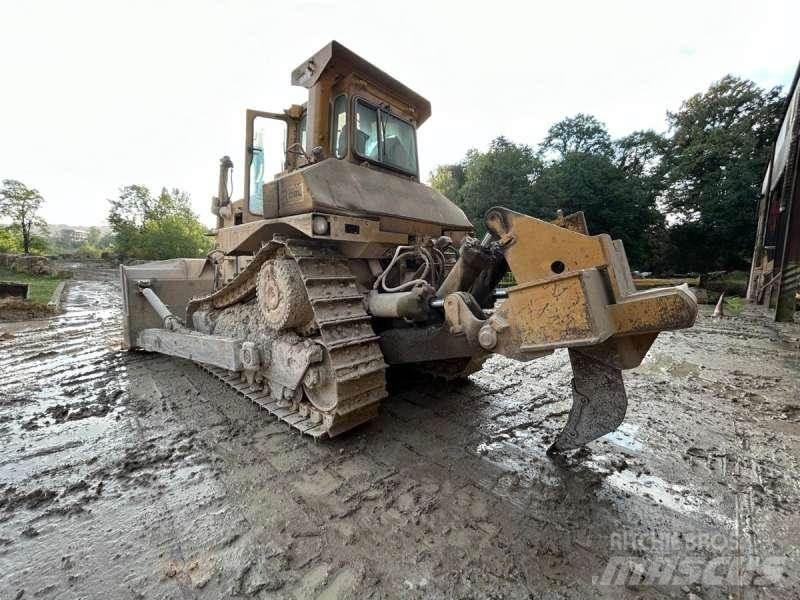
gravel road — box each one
[1,263,798,599]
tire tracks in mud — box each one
[673,310,800,598]
[732,419,761,600]
[1,291,118,382]
[3,267,800,598]
[123,365,199,600]
[0,267,132,487]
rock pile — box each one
[0,253,55,275]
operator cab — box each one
[232,41,431,219]
[210,41,470,245]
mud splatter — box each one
[0,263,798,598]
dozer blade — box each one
[547,349,627,454]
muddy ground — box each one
[0,263,798,600]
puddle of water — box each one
[0,415,122,484]
[606,469,693,509]
[637,352,701,378]
[474,429,733,529]
[602,468,733,528]
[474,437,564,489]
[600,422,643,452]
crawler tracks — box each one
[200,364,331,437]
[190,239,387,438]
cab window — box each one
[355,101,379,161]
[382,111,418,174]
[331,95,348,158]
[298,113,307,151]
[353,98,418,175]
[248,115,286,214]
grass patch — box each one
[722,270,749,284]
[724,295,746,316]
[634,277,700,289]
[0,267,66,304]
[500,272,702,290]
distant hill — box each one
[36,224,111,236]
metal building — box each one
[747,62,800,321]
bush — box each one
[108,185,212,260]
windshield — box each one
[354,99,418,175]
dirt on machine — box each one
[120,41,698,452]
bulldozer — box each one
[120,41,697,452]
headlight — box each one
[312,215,330,235]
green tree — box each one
[0,179,47,254]
[529,152,663,268]
[429,77,783,274]
[0,225,23,253]
[529,116,666,268]
[540,114,614,159]
[663,75,784,271]
[430,138,540,234]
[137,214,211,259]
[429,127,664,266]
[461,137,541,233]
[74,226,113,258]
[108,185,212,260]
[615,130,673,269]
[429,164,465,202]
[615,130,669,184]
[86,226,102,246]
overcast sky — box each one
[1,0,798,227]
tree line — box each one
[107,185,212,260]
[430,75,784,273]
[0,180,211,260]
[2,74,785,271]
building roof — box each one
[763,60,800,195]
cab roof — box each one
[291,40,432,125]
